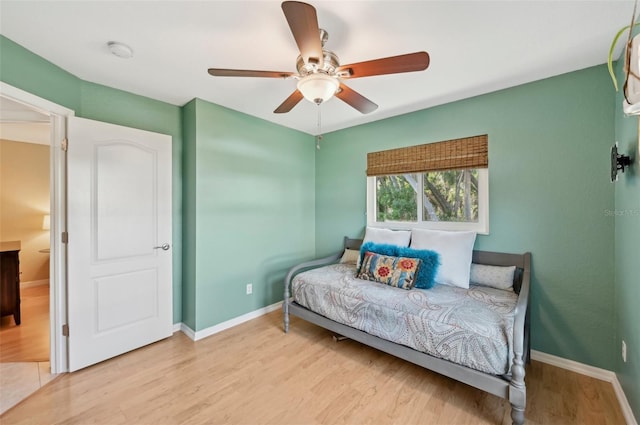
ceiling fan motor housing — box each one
[295,30,342,103]
[296,48,340,77]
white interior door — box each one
[67,117,172,372]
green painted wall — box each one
[0,36,81,111]
[181,100,198,330]
[317,65,616,369]
[184,99,315,331]
[0,35,184,323]
[613,59,640,419]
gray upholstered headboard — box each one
[343,236,363,251]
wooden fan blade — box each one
[281,1,323,67]
[274,90,304,113]
[335,83,378,114]
[208,68,295,78]
[337,52,430,79]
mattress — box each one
[291,263,518,375]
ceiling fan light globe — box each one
[297,73,339,104]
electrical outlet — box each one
[246,283,253,295]
[622,340,627,363]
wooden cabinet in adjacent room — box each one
[0,241,21,325]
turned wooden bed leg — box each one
[511,403,525,425]
[509,354,526,425]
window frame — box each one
[366,169,489,234]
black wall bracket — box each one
[611,142,633,182]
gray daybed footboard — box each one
[283,237,532,425]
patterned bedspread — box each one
[292,263,518,375]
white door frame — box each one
[0,82,74,373]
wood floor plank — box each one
[0,312,628,425]
[0,285,49,362]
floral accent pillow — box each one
[358,242,440,289]
[357,251,422,290]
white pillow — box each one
[339,248,360,265]
[362,227,411,247]
[410,229,476,288]
[470,264,516,291]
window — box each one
[374,174,418,222]
[423,169,479,222]
[366,135,489,234]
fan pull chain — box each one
[316,103,323,150]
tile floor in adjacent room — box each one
[0,361,55,414]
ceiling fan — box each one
[208,1,430,115]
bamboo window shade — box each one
[366,134,488,177]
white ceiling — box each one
[0,1,634,135]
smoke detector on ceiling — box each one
[107,41,133,59]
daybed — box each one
[284,236,531,425]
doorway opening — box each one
[0,83,73,413]
[0,81,173,383]
[0,97,53,413]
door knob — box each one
[153,243,170,251]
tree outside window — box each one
[375,169,481,225]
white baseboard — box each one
[174,301,282,342]
[172,322,196,340]
[177,323,196,340]
[531,350,615,382]
[532,350,637,425]
[21,279,49,288]
[611,376,638,425]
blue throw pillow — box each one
[360,241,440,289]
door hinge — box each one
[62,324,69,337]
[61,138,68,152]
[62,231,68,244]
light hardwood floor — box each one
[0,284,50,362]
[0,311,627,425]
